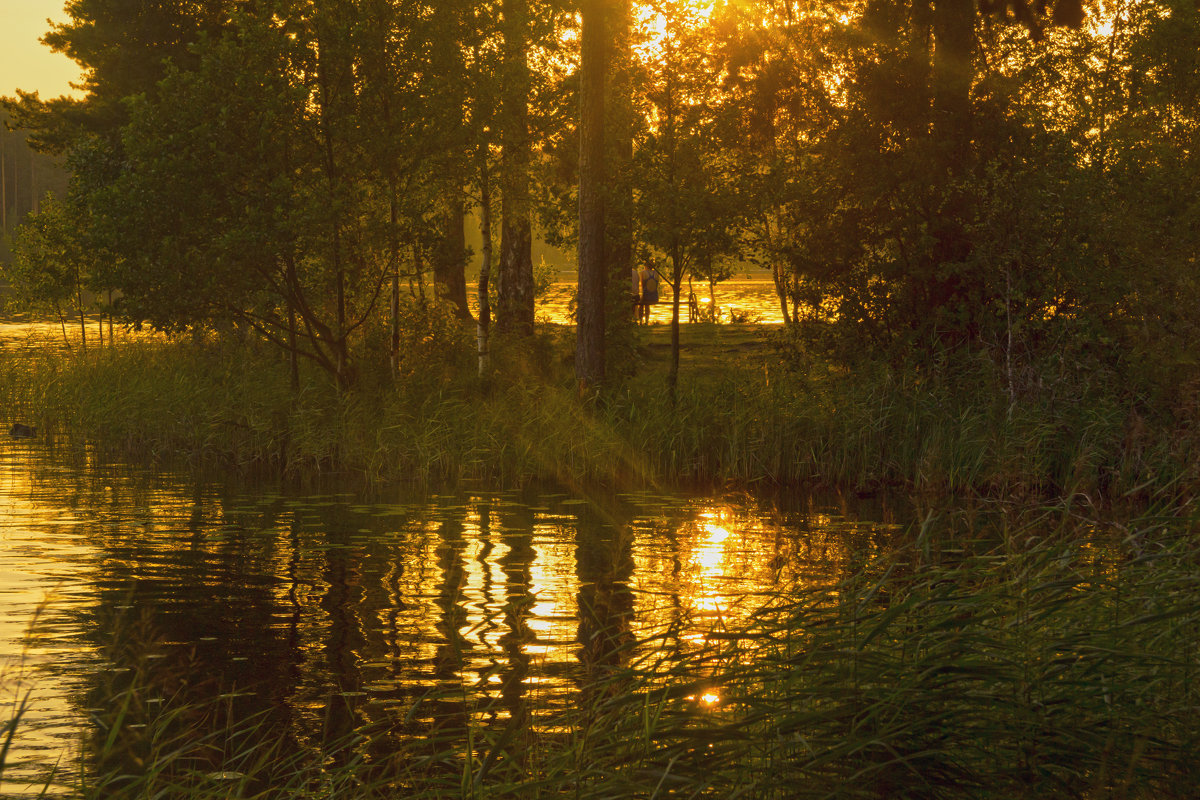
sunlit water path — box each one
[0,437,897,795]
[535,278,786,325]
[0,280,784,354]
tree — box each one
[462,3,506,380]
[426,1,477,323]
[632,2,741,395]
[703,2,824,324]
[496,0,537,335]
[7,196,97,347]
[5,0,239,154]
[8,0,506,388]
[575,0,609,388]
[103,3,468,386]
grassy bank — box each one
[0,323,1194,499]
[8,504,1199,798]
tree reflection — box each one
[3,448,890,791]
[489,499,536,769]
[76,480,303,790]
[574,502,635,686]
[317,515,367,763]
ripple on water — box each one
[0,440,895,793]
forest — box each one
[6,3,1200,798]
[0,114,69,264]
[2,0,1199,494]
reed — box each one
[525,503,1200,799]
[0,330,1194,499]
[4,504,1196,799]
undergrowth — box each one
[0,326,1194,500]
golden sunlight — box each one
[634,0,718,57]
[691,515,733,613]
[2,0,83,97]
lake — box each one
[535,278,788,325]
[0,279,786,356]
[3,290,1191,798]
[0,435,897,796]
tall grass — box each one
[614,504,1200,798]
[612,353,1189,500]
[0,330,1194,498]
[4,504,1197,798]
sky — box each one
[1,0,83,98]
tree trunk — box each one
[929,0,976,339]
[911,0,934,134]
[575,0,607,389]
[774,262,791,323]
[389,187,401,376]
[663,58,681,401]
[434,196,473,320]
[54,301,69,348]
[606,0,635,339]
[429,2,473,323]
[77,282,87,352]
[316,23,351,389]
[932,0,974,164]
[497,0,535,336]
[288,297,300,391]
[762,216,791,324]
[478,148,494,381]
[669,244,682,401]
[413,242,426,305]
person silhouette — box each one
[638,264,659,325]
[632,266,642,322]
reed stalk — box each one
[0,332,1194,499]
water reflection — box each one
[0,280,784,358]
[0,442,896,794]
[533,279,786,325]
[575,503,635,683]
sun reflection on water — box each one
[692,516,733,614]
[0,443,889,789]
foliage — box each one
[3,1,1197,362]
[0,0,1198,478]
[4,195,109,342]
[5,4,1200,796]
[631,2,742,291]
[573,506,1200,799]
[4,325,1197,501]
[6,197,85,313]
[4,0,560,385]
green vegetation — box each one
[0,316,1193,501]
[1,1,1197,467]
[0,110,70,268]
[8,504,1198,799]
[5,0,1198,394]
[2,1,1199,795]
[569,506,1200,799]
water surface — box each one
[535,278,787,325]
[0,436,896,794]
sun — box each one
[635,0,719,56]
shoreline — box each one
[1,325,1192,506]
